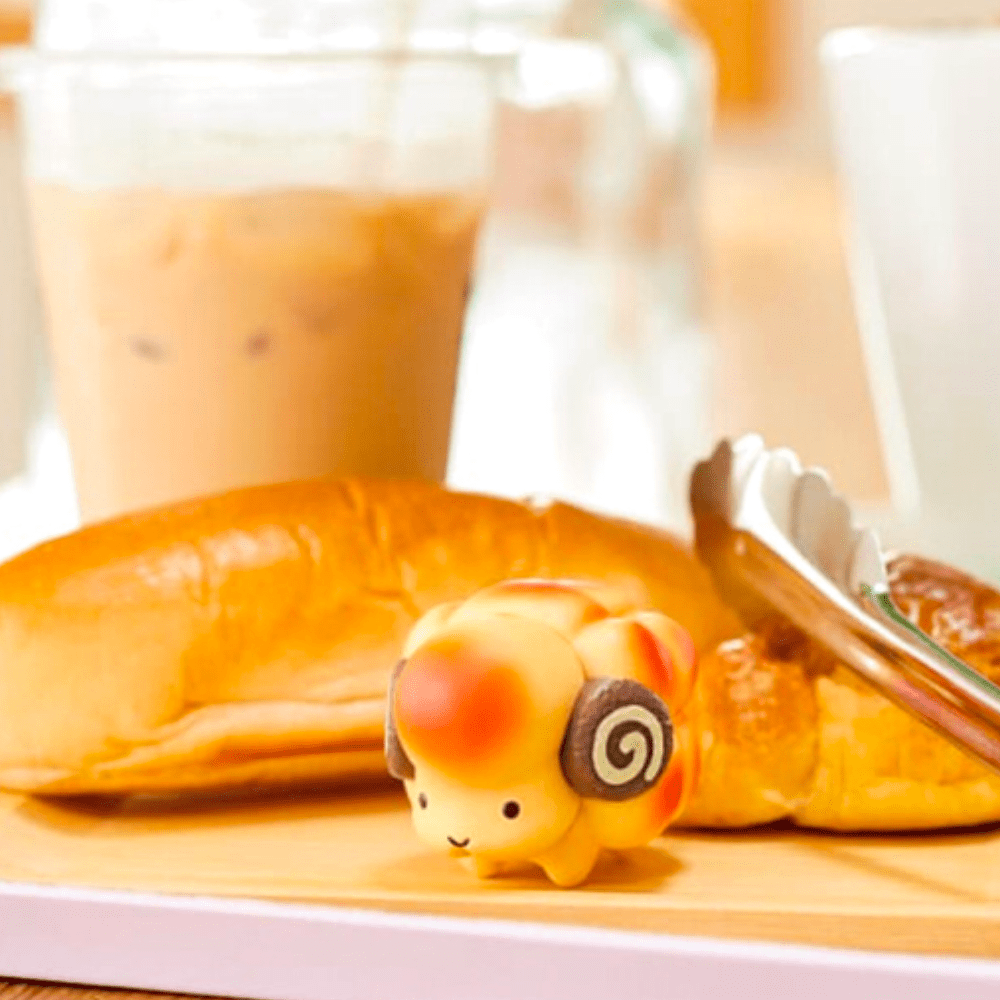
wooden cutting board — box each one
[2,785,1000,960]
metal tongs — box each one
[690,434,1000,775]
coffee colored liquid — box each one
[28,185,482,522]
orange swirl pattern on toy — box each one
[394,638,530,776]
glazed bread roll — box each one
[0,479,736,796]
[684,554,1000,831]
[2,478,999,832]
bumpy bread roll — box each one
[682,555,1000,830]
[0,479,736,795]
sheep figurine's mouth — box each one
[447,836,471,850]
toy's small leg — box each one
[534,814,601,888]
[461,855,507,879]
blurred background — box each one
[1,0,997,567]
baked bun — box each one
[0,479,735,795]
[680,554,1000,830]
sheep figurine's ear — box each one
[384,659,415,781]
[560,678,673,801]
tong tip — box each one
[690,434,888,599]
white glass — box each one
[824,27,1000,579]
[450,1,714,530]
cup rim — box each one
[0,43,512,89]
[822,24,1000,64]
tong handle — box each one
[719,530,1000,777]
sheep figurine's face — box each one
[385,579,698,888]
[406,759,580,860]
[394,611,587,860]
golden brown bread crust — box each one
[0,478,736,795]
[4,478,1000,833]
[680,554,1000,830]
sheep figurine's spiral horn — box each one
[593,703,667,786]
[384,659,415,781]
[561,678,673,802]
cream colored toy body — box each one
[384,579,698,887]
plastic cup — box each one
[1,48,498,523]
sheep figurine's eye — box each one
[502,800,521,819]
[418,793,428,809]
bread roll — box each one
[682,555,1000,830]
[2,478,999,832]
[0,479,736,795]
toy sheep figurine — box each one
[384,579,698,887]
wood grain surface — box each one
[0,984,192,1000]
[4,785,1000,962]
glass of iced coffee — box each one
[1,49,495,522]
